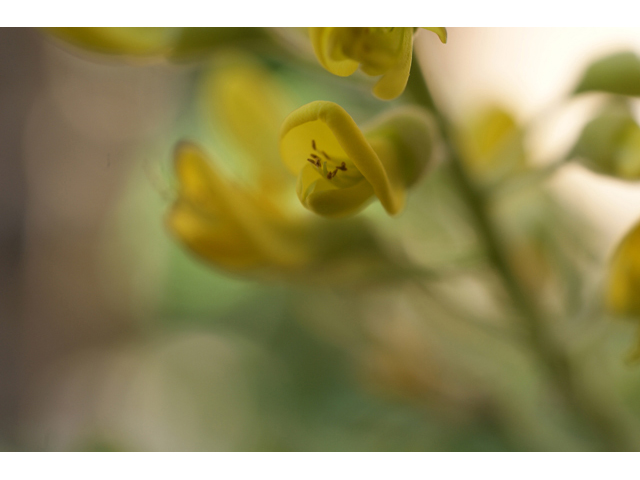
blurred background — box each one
[3,28,640,451]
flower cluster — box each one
[44,27,441,279]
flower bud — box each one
[572,101,640,180]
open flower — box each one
[309,27,446,100]
[280,101,436,218]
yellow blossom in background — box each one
[202,51,293,198]
[43,27,266,61]
[458,106,526,185]
[607,220,640,318]
[166,142,313,273]
[43,28,176,57]
[280,101,436,218]
[309,27,446,100]
[607,219,640,362]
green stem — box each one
[408,54,634,451]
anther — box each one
[311,140,317,151]
[337,162,347,171]
[310,153,320,160]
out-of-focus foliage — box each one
[575,51,640,97]
[571,101,640,179]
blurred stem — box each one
[408,54,634,451]
[494,154,573,199]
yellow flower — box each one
[458,106,526,185]
[279,101,436,218]
[309,27,446,100]
[607,220,640,318]
[43,27,265,61]
[166,142,313,273]
[43,27,176,57]
[167,54,306,274]
[166,54,406,279]
[607,219,640,362]
[201,51,292,198]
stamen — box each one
[306,141,347,180]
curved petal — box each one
[168,200,263,269]
[422,27,448,44]
[44,27,176,56]
[309,27,360,77]
[167,142,309,271]
[296,163,375,217]
[280,101,403,215]
[372,28,413,101]
[364,105,437,190]
[203,52,291,193]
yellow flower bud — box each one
[458,106,526,185]
[572,101,640,180]
[309,27,446,100]
[202,52,292,197]
[607,220,640,318]
[43,28,177,57]
[43,27,265,61]
[279,101,436,218]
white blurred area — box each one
[418,28,640,253]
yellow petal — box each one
[616,123,640,179]
[309,28,360,77]
[280,101,403,215]
[202,51,291,194]
[44,27,176,56]
[422,27,448,44]
[607,220,640,317]
[167,142,309,271]
[372,28,414,101]
[296,163,375,218]
[364,105,436,194]
[458,106,526,183]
